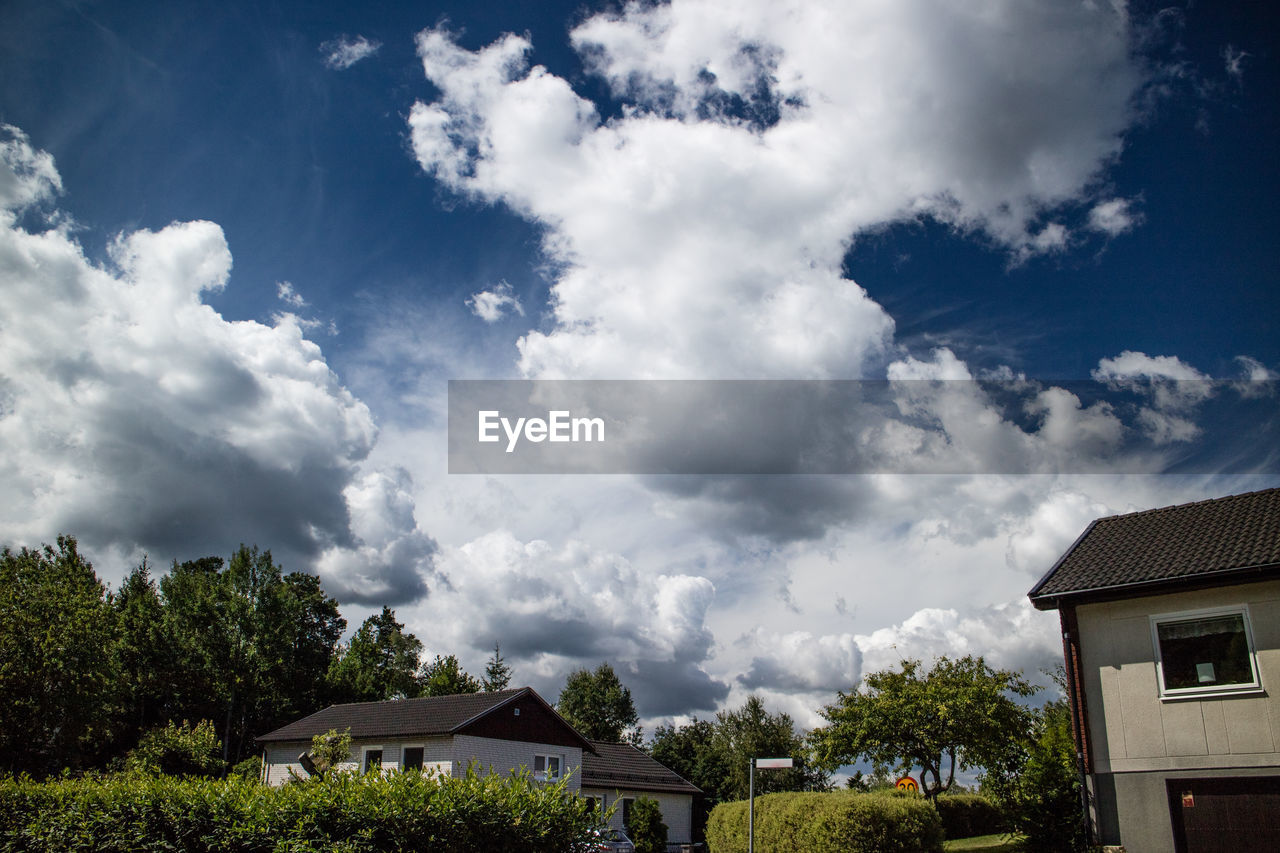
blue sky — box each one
[1,0,1277,725]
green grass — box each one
[943,833,1026,851]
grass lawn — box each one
[943,833,1026,851]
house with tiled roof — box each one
[582,741,701,845]
[1029,487,1280,853]
[256,686,702,848]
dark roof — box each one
[1029,487,1280,609]
[581,742,701,795]
[256,687,588,751]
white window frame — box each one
[361,745,385,775]
[533,753,563,782]
[1149,604,1263,700]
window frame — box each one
[1149,604,1263,700]
[361,745,385,775]
[532,753,563,782]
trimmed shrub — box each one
[0,767,599,853]
[706,790,943,853]
[933,793,1005,839]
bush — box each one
[0,767,599,852]
[933,793,1005,839]
[706,790,943,853]
[626,796,668,853]
[125,719,224,778]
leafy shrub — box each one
[0,766,599,852]
[125,719,223,778]
[933,793,1005,839]
[706,790,943,853]
[625,796,668,853]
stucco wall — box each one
[1077,578,1280,775]
[579,788,693,845]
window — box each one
[621,797,635,832]
[402,746,424,772]
[583,795,603,813]
[362,747,383,774]
[1151,606,1262,699]
[533,754,562,781]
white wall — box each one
[580,788,693,845]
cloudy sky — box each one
[2,0,1277,728]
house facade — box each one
[581,741,701,846]
[257,688,591,789]
[256,687,702,847]
[1029,487,1280,853]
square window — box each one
[363,748,383,774]
[403,746,424,771]
[1151,607,1261,698]
[533,754,562,781]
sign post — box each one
[749,757,793,853]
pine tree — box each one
[483,642,513,692]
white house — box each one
[256,686,702,848]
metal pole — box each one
[748,758,755,853]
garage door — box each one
[1167,776,1280,853]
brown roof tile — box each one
[581,742,701,795]
[1029,487,1280,607]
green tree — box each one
[418,654,482,696]
[159,546,345,766]
[0,536,118,776]
[713,695,828,800]
[556,663,640,744]
[297,727,352,779]
[126,719,223,777]
[112,560,177,753]
[809,656,1037,800]
[626,796,669,853]
[483,643,513,692]
[326,607,423,703]
[983,674,1087,852]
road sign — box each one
[755,758,794,769]
[896,775,919,793]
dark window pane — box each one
[1157,615,1253,690]
[403,747,424,771]
[364,749,383,773]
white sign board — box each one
[755,758,794,769]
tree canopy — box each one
[556,663,640,744]
[808,656,1037,799]
[418,654,482,696]
[326,606,422,703]
[0,537,118,776]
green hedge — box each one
[0,769,598,853]
[934,794,1005,840]
[706,790,944,853]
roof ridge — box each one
[1092,486,1280,524]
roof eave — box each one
[1029,561,1280,610]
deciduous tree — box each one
[418,654,482,696]
[809,656,1037,800]
[556,663,640,744]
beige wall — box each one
[580,787,693,845]
[1077,578,1280,775]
